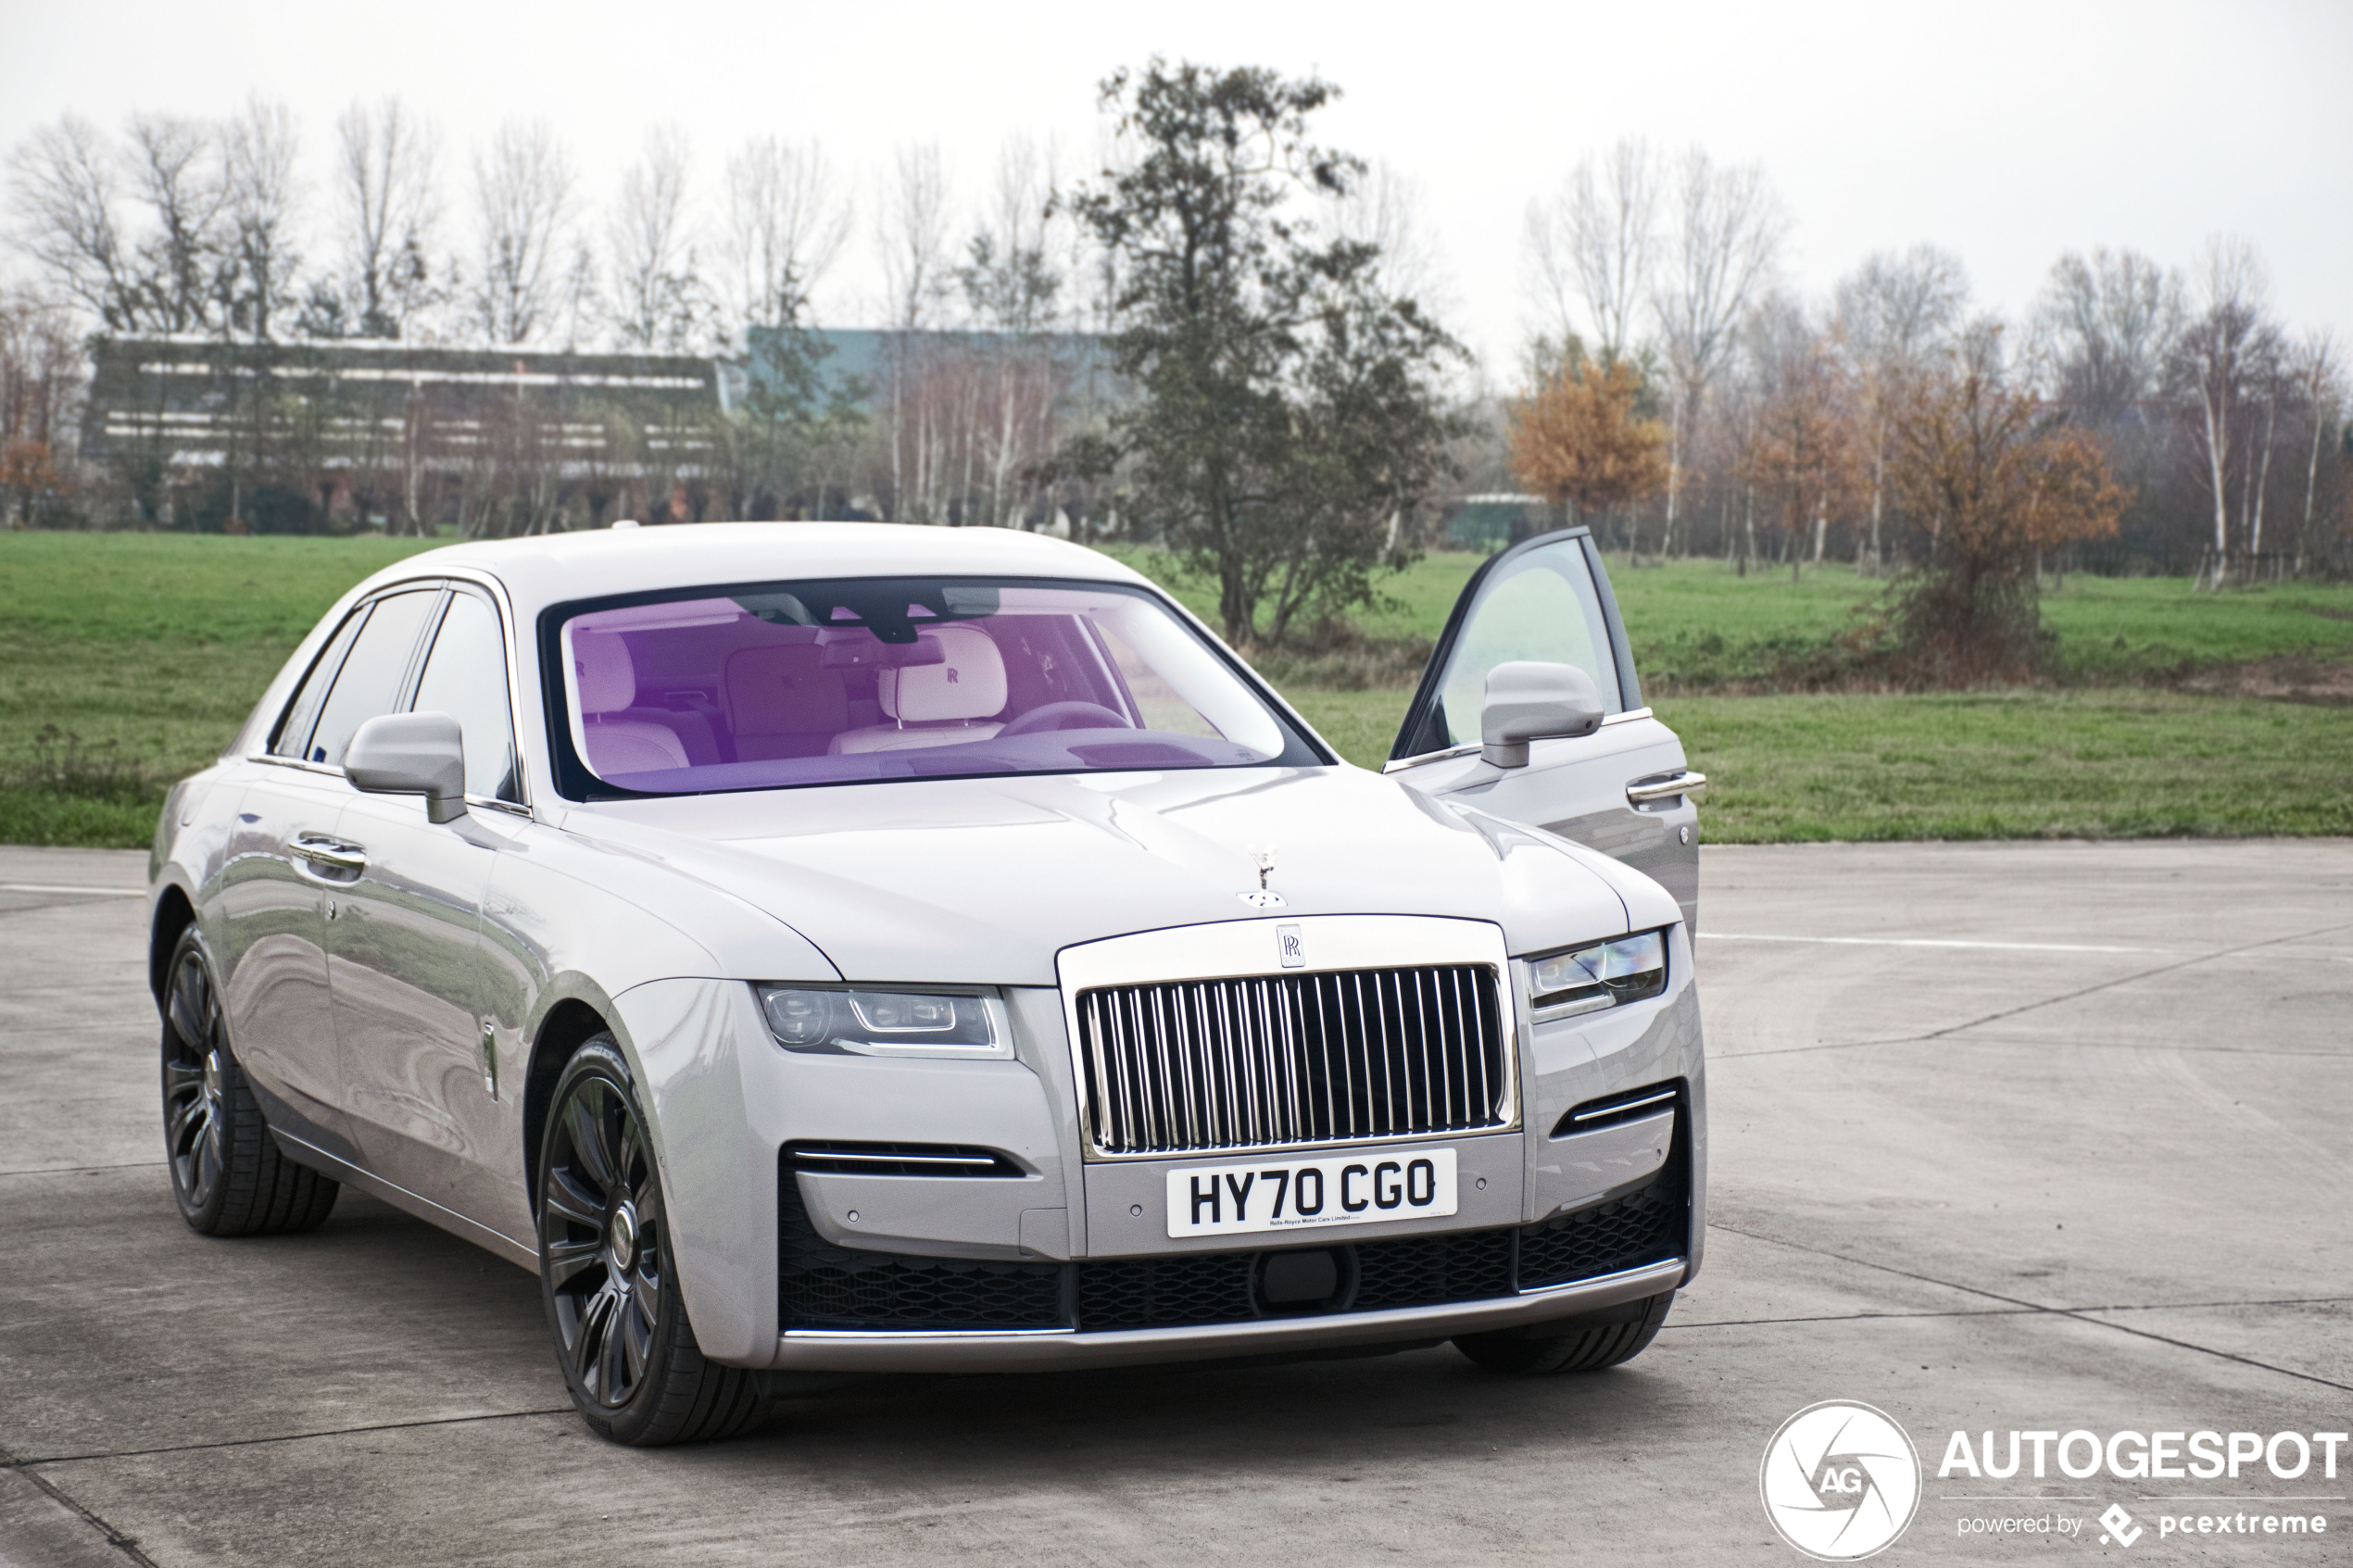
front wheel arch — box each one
[522,997,614,1213]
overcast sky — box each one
[4,0,2345,369]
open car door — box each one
[1384,528,1702,929]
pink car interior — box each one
[558,582,1288,791]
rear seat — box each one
[724,644,849,760]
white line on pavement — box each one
[1698,932,2167,955]
[0,884,145,897]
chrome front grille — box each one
[1074,965,1509,1158]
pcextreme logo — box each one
[1761,1401,1924,1561]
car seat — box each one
[829,626,1008,754]
[572,629,691,774]
[724,644,850,760]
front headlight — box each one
[754,984,1013,1059]
[1525,929,1668,1022]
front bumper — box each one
[761,1256,1687,1373]
[612,925,1708,1370]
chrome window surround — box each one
[1056,915,1521,1162]
[245,568,537,815]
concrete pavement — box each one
[1,839,2347,1565]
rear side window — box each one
[270,608,369,759]
[304,589,441,768]
[411,591,520,802]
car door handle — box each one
[289,834,368,873]
[1626,771,1705,806]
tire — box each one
[536,1035,768,1446]
[1453,1290,1675,1375]
[160,925,339,1236]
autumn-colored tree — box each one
[1507,357,1668,542]
[1743,312,1865,582]
[1889,325,2127,684]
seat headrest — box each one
[881,626,1007,723]
[725,644,849,736]
[572,629,636,715]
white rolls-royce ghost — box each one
[147,522,1708,1445]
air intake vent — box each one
[1551,1082,1680,1137]
[1075,964,1509,1159]
[787,1141,1026,1177]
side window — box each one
[1405,539,1626,758]
[305,589,442,768]
[270,608,369,759]
[411,591,520,802]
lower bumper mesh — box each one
[778,1136,1688,1335]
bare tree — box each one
[609,125,707,352]
[323,97,439,339]
[470,119,576,345]
[1334,159,1446,308]
[123,114,229,333]
[1526,138,1659,367]
[2292,330,2336,571]
[221,96,303,340]
[1835,245,1968,571]
[719,134,849,342]
[2170,236,2280,583]
[2032,247,2180,424]
[958,135,1070,527]
[876,142,950,333]
[876,143,951,520]
[6,116,138,327]
[1652,148,1786,554]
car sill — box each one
[270,1127,538,1272]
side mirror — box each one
[346,711,468,822]
[1480,661,1604,769]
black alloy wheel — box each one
[159,925,338,1236]
[536,1035,767,1446]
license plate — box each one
[1165,1148,1457,1238]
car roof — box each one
[348,522,1157,611]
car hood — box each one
[557,765,1655,985]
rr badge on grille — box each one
[1277,923,1304,967]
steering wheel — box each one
[999,701,1134,737]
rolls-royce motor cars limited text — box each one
[148,522,1708,1445]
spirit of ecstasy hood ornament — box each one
[1236,845,1285,909]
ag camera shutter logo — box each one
[1761,1401,1923,1560]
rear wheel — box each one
[160,926,338,1236]
[1453,1290,1674,1374]
[537,1035,767,1446]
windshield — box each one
[548,576,1319,796]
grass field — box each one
[1285,687,2353,839]
[4,530,2348,847]
[1103,546,2353,689]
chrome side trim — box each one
[799,1151,1003,1171]
[784,1326,1076,1341]
[1381,708,1657,774]
[268,1127,537,1272]
[762,1257,1687,1372]
[1568,1086,1677,1124]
